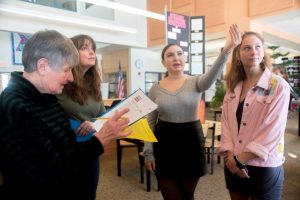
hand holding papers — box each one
[69,118,95,142]
[93,89,158,142]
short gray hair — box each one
[22,30,79,72]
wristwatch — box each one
[233,155,246,169]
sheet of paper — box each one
[191,18,203,31]
[93,88,158,132]
[93,119,107,132]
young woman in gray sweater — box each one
[143,24,242,200]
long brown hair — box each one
[63,34,102,105]
[226,32,272,92]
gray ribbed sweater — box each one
[144,51,230,162]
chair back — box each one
[202,123,209,137]
[203,120,222,174]
[214,121,221,136]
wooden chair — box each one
[116,138,152,191]
[203,120,222,174]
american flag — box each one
[117,61,125,98]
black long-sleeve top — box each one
[0,72,104,199]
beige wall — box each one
[102,50,129,74]
[102,50,129,97]
[147,0,300,47]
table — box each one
[103,98,122,107]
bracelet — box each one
[233,155,246,169]
[224,157,229,164]
[222,152,228,163]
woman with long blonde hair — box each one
[220,31,290,200]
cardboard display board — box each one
[166,12,205,75]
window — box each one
[0,73,11,94]
[145,72,165,95]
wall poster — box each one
[11,32,31,65]
[167,11,190,72]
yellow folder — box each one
[124,118,158,142]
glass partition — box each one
[20,0,77,11]
[19,0,114,20]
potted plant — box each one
[210,80,226,109]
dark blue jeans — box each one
[225,165,284,200]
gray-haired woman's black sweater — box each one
[0,72,104,199]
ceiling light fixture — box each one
[0,6,137,34]
[81,0,165,21]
